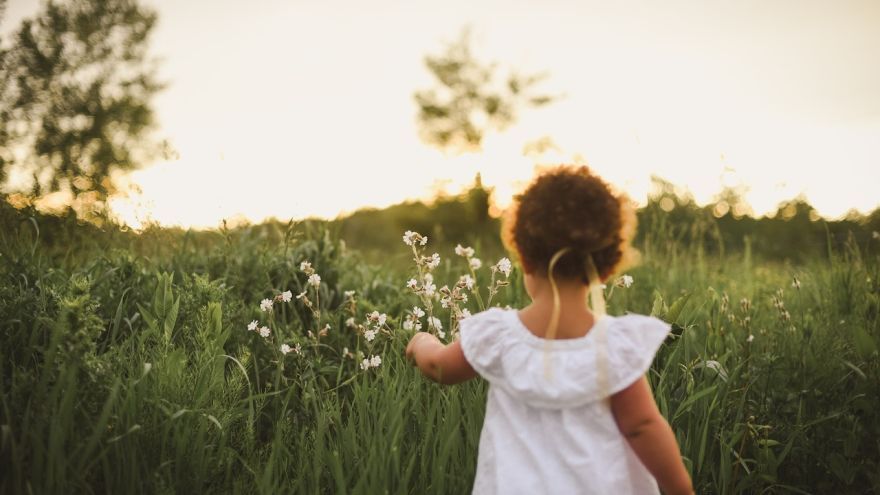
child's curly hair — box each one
[502,165,639,284]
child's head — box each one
[503,165,638,285]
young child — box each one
[405,166,694,494]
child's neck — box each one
[518,279,597,340]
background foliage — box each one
[0,0,166,219]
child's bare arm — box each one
[405,332,477,385]
[611,377,694,495]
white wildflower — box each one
[427,253,441,270]
[403,230,427,246]
[370,355,382,368]
[308,274,321,287]
[345,317,356,328]
[455,244,475,258]
[424,282,437,297]
[406,278,419,290]
[403,320,414,330]
[469,258,482,270]
[424,273,434,284]
[300,261,313,274]
[259,326,271,338]
[413,306,425,318]
[428,316,443,331]
[280,344,292,355]
[616,274,634,288]
[368,311,387,326]
[460,274,475,290]
[438,330,446,339]
[746,334,754,343]
[360,358,371,370]
[495,257,512,277]
[247,320,258,331]
[260,299,273,312]
[461,308,472,318]
[364,329,377,342]
[344,290,356,299]
[281,290,293,302]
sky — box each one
[4,0,880,228]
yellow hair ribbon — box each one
[543,247,570,380]
[542,249,611,401]
[585,254,611,404]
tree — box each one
[414,28,555,153]
[0,0,166,218]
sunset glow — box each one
[6,0,879,229]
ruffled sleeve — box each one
[605,314,671,395]
[458,308,509,382]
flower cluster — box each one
[407,273,437,298]
[427,316,444,339]
[403,230,429,247]
[243,258,391,378]
[403,233,512,340]
[248,320,273,338]
[485,257,513,306]
[615,274,634,288]
[280,343,302,355]
[296,260,322,319]
[363,310,388,342]
[439,280,471,324]
[247,288,304,361]
[495,257,512,278]
[403,306,426,331]
[771,288,795,331]
[360,354,382,370]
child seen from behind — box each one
[406,165,694,494]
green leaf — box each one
[163,295,179,345]
[651,291,666,318]
[666,293,691,324]
[136,302,157,332]
[673,385,718,420]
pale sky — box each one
[4,0,880,228]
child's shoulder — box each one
[460,306,510,329]
[457,308,516,382]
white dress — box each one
[458,307,671,495]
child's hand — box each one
[406,332,438,364]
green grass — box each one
[1,209,878,494]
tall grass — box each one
[1,208,878,494]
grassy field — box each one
[1,207,878,494]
